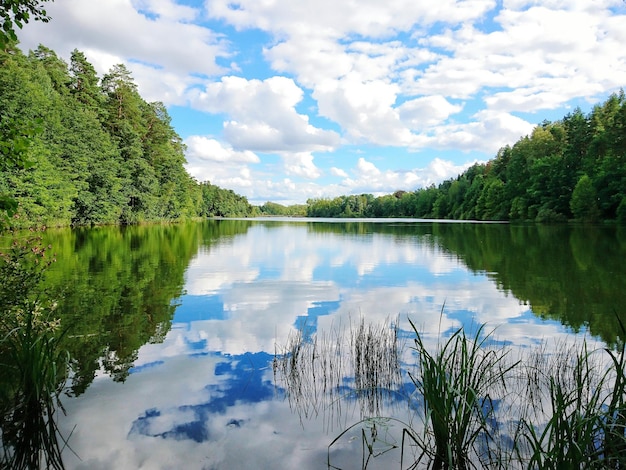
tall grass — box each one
[405,320,518,470]
[351,318,402,416]
[0,304,71,469]
[274,317,403,432]
[0,233,72,469]
[516,327,626,469]
[275,313,626,469]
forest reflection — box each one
[3,219,625,468]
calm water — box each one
[36,219,626,469]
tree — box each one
[0,0,53,49]
[69,49,102,111]
[30,44,69,93]
[570,175,600,222]
[0,43,47,224]
[1,0,54,223]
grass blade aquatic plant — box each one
[327,417,405,470]
[407,318,518,470]
[517,321,626,469]
[0,234,73,469]
[276,308,626,469]
[0,304,71,470]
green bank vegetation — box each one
[275,317,626,469]
[303,91,626,222]
[0,42,255,229]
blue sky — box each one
[17,0,626,205]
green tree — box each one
[101,64,158,223]
[0,43,66,226]
[69,49,103,111]
[570,175,600,222]
[29,44,69,93]
[482,178,508,220]
[0,4,54,225]
[0,0,53,49]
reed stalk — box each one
[0,234,72,469]
[407,319,518,470]
[518,328,626,469]
[0,305,70,469]
[276,311,626,469]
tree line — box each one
[3,39,624,226]
[306,92,626,222]
[0,41,256,229]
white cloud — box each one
[131,0,198,22]
[314,76,412,144]
[184,137,259,186]
[208,0,496,38]
[419,111,535,153]
[337,157,475,196]
[398,95,464,129]
[281,152,321,179]
[427,157,473,180]
[185,136,260,164]
[190,76,341,152]
[411,2,626,109]
[18,0,228,78]
[356,158,381,177]
[330,167,349,178]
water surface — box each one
[37,219,626,469]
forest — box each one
[306,91,626,223]
[2,38,625,227]
[0,41,256,229]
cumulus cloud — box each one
[190,76,341,152]
[314,76,409,144]
[330,167,349,178]
[411,2,626,109]
[417,111,536,153]
[281,152,321,179]
[337,157,476,196]
[356,158,381,177]
[398,95,464,129]
[18,0,228,85]
[184,137,259,185]
[208,0,496,38]
[185,136,260,164]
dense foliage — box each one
[257,201,307,216]
[0,41,255,228]
[307,92,626,222]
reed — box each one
[351,317,402,416]
[274,316,405,434]
[327,416,406,470]
[275,312,626,469]
[517,331,626,469]
[406,319,518,470]
[0,304,71,470]
[0,234,72,469]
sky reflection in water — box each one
[57,221,585,469]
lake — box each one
[33,219,626,468]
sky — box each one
[16,0,626,206]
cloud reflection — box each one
[57,221,589,469]
[176,223,550,357]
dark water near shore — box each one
[33,219,626,469]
